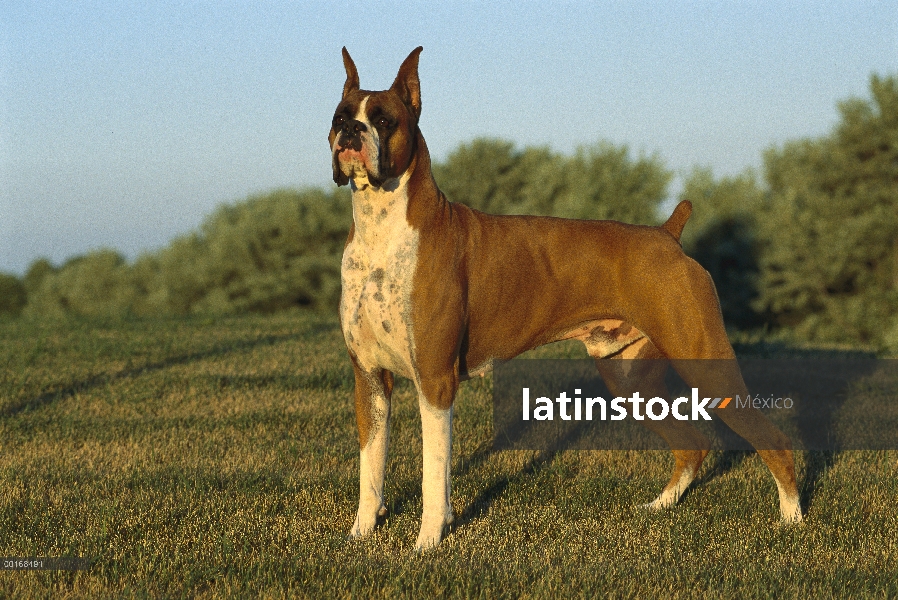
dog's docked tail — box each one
[661,200,692,244]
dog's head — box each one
[329,47,423,188]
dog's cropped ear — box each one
[390,46,423,120]
[341,47,360,99]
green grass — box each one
[1,312,896,597]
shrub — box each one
[756,75,898,345]
[0,273,26,317]
[433,138,670,224]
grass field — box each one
[1,312,897,597]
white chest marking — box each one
[340,172,418,379]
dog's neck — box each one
[347,131,441,249]
[348,170,411,249]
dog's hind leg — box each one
[591,337,710,511]
[653,261,801,523]
[348,364,394,539]
[672,358,802,523]
[642,258,802,522]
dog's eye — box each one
[333,115,345,129]
[375,117,390,129]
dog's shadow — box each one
[451,444,565,531]
[381,443,560,531]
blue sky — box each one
[2,1,896,274]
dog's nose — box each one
[342,119,367,136]
[339,119,367,151]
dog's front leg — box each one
[348,366,393,539]
[414,376,456,551]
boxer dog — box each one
[329,47,802,551]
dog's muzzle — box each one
[333,124,383,187]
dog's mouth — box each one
[335,145,382,187]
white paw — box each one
[775,482,802,524]
[347,504,387,539]
[780,499,803,524]
[413,511,453,552]
[640,490,679,511]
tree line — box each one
[2,75,896,350]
